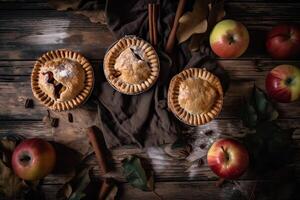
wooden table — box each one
[1,0,300,199]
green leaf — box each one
[70,192,86,200]
[122,156,152,191]
[171,138,188,149]
[240,99,257,128]
[252,86,279,122]
[0,139,17,165]
[252,86,267,115]
[241,85,278,128]
[57,167,91,200]
[0,156,27,198]
[0,135,22,166]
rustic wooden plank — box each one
[36,180,252,200]
[0,27,298,60]
[0,9,295,30]
[0,27,114,60]
[0,2,51,10]
[32,179,300,200]
[120,180,300,200]
[0,0,43,2]
[37,181,231,200]
[0,10,104,29]
[25,178,300,200]
[230,0,298,2]
[226,3,300,17]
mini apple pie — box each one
[168,68,223,126]
[31,49,94,111]
[104,36,160,95]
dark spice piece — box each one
[51,118,59,128]
[24,98,34,108]
[199,143,207,149]
[204,130,213,136]
[68,113,73,123]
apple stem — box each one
[221,146,230,162]
[19,154,31,163]
[228,35,235,45]
[285,77,293,85]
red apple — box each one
[207,138,249,179]
[209,19,250,58]
[12,138,56,181]
[265,64,300,103]
[266,24,300,59]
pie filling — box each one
[178,78,218,114]
[42,71,66,99]
[114,46,151,84]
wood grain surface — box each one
[0,0,300,199]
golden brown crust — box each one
[31,49,94,111]
[168,68,223,126]
[103,36,160,95]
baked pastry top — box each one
[168,68,223,126]
[104,36,159,95]
[38,58,85,102]
[178,78,218,114]
[31,49,94,111]
[114,47,151,84]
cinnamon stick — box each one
[148,3,158,47]
[152,4,158,47]
[98,179,111,200]
[148,4,154,45]
[165,0,187,54]
[86,126,109,174]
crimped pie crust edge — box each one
[168,68,224,126]
[103,36,160,95]
[31,49,94,111]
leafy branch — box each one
[122,156,162,199]
[241,85,278,129]
[240,85,294,173]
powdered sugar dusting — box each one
[56,60,78,78]
[58,69,73,77]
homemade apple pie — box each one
[168,68,223,126]
[104,36,160,95]
[31,49,94,111]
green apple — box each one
[210,19,250,58]
[12,138,56,181]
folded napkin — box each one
[48,0,230,148]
